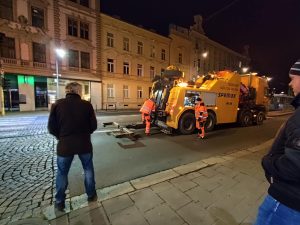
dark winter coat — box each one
[262,93,300,212]
[48,93,97,157]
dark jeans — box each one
[254,194,300,225]
[55,153,96,203]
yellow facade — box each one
[100,13,170,109]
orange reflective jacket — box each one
[195,103,208,121]
[140,99,156,114]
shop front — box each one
[3,73,96,112]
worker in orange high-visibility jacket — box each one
[140,98,156,135]
[194,97,208,138]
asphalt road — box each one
[68,115,287,197]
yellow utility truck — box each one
[150,66,269,134]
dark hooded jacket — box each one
[48,93,97,157]
[262,93,300,211]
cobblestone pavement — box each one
[0,114,133,225]
[0,116,56,224]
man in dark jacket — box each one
[254,59,300,225]
[48,82,97,211]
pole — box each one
[55,58,59,100]
[0,59,5,116]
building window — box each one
[0,37,15,59]
[69,0,89,7]
[80,22,89,40]
[79,0,89,7]
[123,85,129,98]
[137,41,143,55]
[161,49,166,60]
[123,37,129,51]
[81,52,90,69]
[107,33,114,47]
[161,68,165,75]
[69,49,79,67]
[107,59,114,72]
[68,18,78,37]
[150,66,155,79]
[32,42,46,63]
[123,62,129,75]
[137,64,143,76]
[179,53,182,64]
[0,0,13,20]
[137,86,143,99]
[150,45,155,58]
[107,84,114,98]
[31,6,44,29]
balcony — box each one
[21,60,30,66]
[33,62,47,68]
[2,58,17,65]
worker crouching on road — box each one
[140,98,156,136]
[194,97,208,139]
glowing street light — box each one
[242,67,249,73]
[54,48,66,99]
[266,77,273,82]
[202,51,208,58]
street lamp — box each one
[54,48,66,100]
[201,51,208,74]
[202,51,208,58]
[242,67,249,73]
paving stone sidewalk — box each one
[39,139,273,225]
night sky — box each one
[101,0,300,93]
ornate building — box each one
[0,1,249,112]
[0,0,101,112]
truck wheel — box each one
[178,112,195,135]
[205,111,216,132]
[254,111,265,125]
[239,110,253,127]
